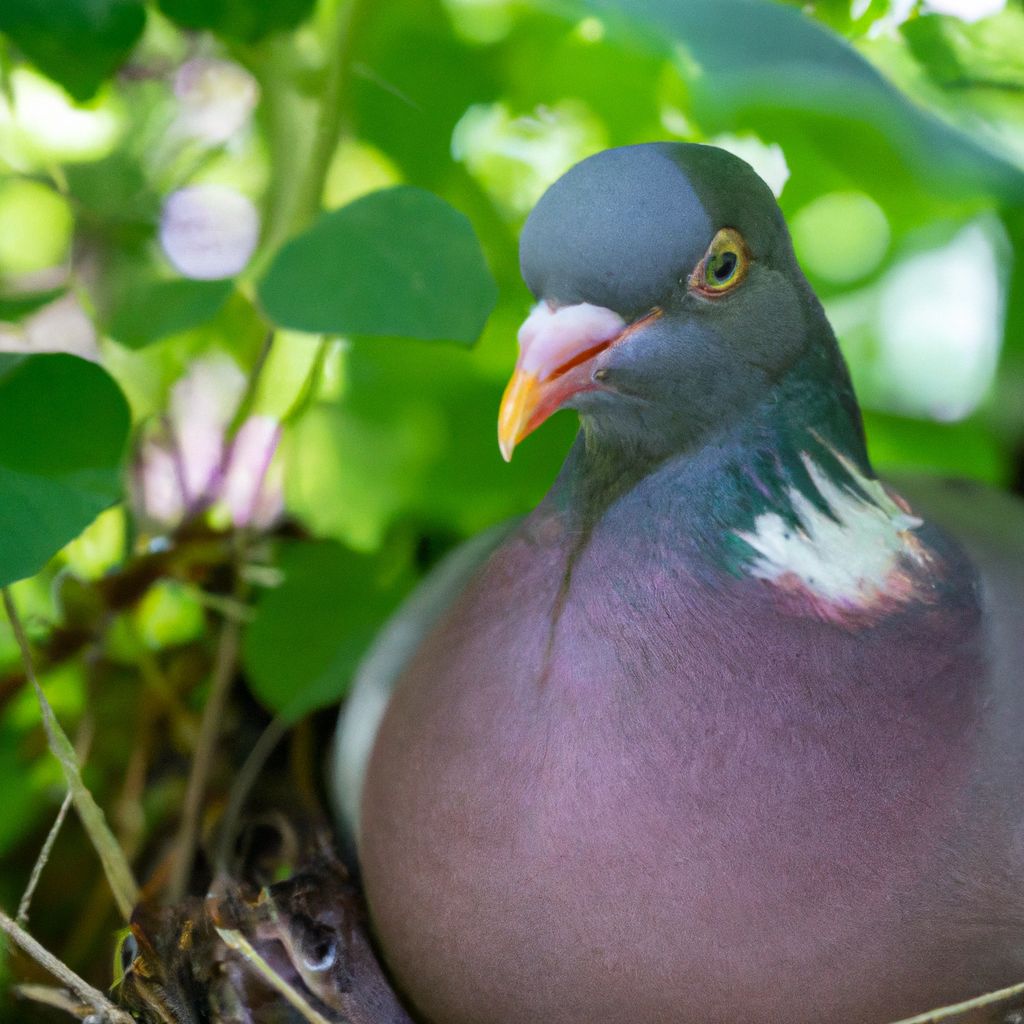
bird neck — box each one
[556,341,873,534]
[551,347,937,624]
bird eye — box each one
[115,930,140,979]
[690,227,749,296]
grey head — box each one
[499,143,856,466]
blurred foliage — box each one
[0,0,1022,1017]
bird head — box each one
[498,143,834,463]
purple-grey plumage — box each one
[331,143,1024,1024]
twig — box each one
[0,909,134,1023]
[19,715,93,926]
[890,979,1024,1023]
[13,983,88,1017]
[17,790,73,927]
[213,715,290,873]
[166,585,245,902]
[214,926,339,1024]
[2,587,139,921]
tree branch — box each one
[0,909,134,1023]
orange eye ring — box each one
[688,227,749,297]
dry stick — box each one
[16,790,73,927]
[0,909,134,1024]
[890,979,1024,1024]
[214,926,339,1024]
[13,983,89,1017]
[19,717,94,926]
[166,593,245,902]
[2,587,138,921]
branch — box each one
[17,790,73,927]
[890,978,1024,1023]
[0,909,134,1023]
[2,587,139,921]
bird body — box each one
[333,143,1024,1023]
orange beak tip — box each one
[497,368,541,464]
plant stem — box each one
[291,0,363,231]
[214,926,336,1024]
[17,791,73,928]
[248,39,316,273]
[166,572,245,903]
[248,0,365,275]
[230,328,276,433]
[2,587,139,922]
[0,909,134,1024]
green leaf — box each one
[0,0,145,102]
[902,10,1024,91]
[258,186,498,344]
[243,540,413,721]
[0,287,65,323]
[106,278,234,350]
[577,0,1024,204]
[157,0,315,43]
[0,354,131,587]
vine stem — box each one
[290,0,363,231]
[166,580,245,903]
[249,0,365,274]
[2,587,138,922]
[0,908,134,1024]
[17,790,73,927]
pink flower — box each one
[131,357,283,533]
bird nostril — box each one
[594,369,609,381]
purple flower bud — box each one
[159,185,259,280]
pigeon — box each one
[331,143,1024,1024]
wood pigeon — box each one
[331,143,1024,1024]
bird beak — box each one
[498,301,660,461]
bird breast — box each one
[359,500,1005,1024]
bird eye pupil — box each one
[119,933,139,972]
[711,250,737,282]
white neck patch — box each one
[735,449,931,619]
